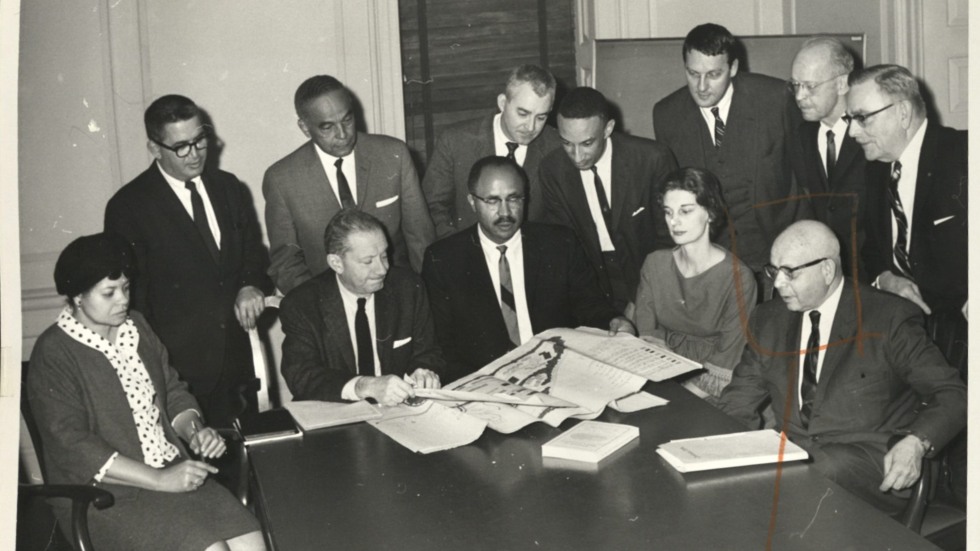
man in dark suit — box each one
[847,64,968,504]
[422,156,631,382]
[719,220,966,516]
[540,87,676,312]
[653,23,796,273]
[422,65,562,238]
[264,75,435,294]
[279,210,444,405]
[105,94,271,427]
[787,37,868,281]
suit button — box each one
[219,323,225,329]
[827,206,836,212]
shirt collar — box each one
[493,113,525,151]
[700,82,734,120]
[821,116,849,138]
[477,225,523,256]
[582,137,613,173]
[313,142,349,167]
[897,118,928,171]
[807,276,844,320]
[156,161,200,190]
[335,273,376,304]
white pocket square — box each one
[632,207,645,217]
[375,195,400,208]
[393,337,412,349]
[933,215,955,226]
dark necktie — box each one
[711,107,725,148]
[505,142,519,161]
[799,310,821,429]
[497,245,520,346]
[355,298,374,376]
[335,157,356,209]
[886,162,915,280]
[589,166,612,231]
[184,180,220,264]
[825,129,836,176]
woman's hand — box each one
[155,460,218,493]
[190,426,227,459]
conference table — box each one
[246,381,938,550]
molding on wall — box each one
[106,0,151,185]
[884,0,924,73]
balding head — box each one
[790,37,853,125]
[768,221,842,311]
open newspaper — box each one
[370,327,700,451]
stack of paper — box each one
[656,429,808,473]
[541,421,640,463]
[283,400,382,432]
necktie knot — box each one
[809,310,820,325]
[505,142,519,160]
[497,245,508,256]
[711,107,720,118]
[357,297,366,311]
[890,161,902,185]
[184,179,197,191]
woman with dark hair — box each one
[27,233,264,550]
[632,167,757,399]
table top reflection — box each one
[247,382,937,551]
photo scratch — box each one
[791,487,833,539]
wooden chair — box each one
[248,295,283,412]
[900,454,967,550]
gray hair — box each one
[849,64,925,117]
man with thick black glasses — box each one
[105,94,271,428]
[720,220,965,518]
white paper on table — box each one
[284,400,382,431]
[368,400,487,454]
[610,391,669,413]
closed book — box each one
[284,400,382,432]
[234,408,301,445]
[541,421,640,463]
[656,429,808,473]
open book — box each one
[656,429,809,473]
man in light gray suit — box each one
[264,75,435,294]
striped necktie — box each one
[799,310,821,429]
[886,162,914,280]
[497,245,520,346]
[711,107,725,148]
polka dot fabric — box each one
[57,307,179,467]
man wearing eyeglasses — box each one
[105,94,271,427]
[787,37,868,281]
[422,156,632,382]
[847,64,968,506]
[539,87,676,313]
[653,23,797,276]
[720,220,965,517]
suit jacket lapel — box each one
[478,115,497,157]
[909,123,938,258]
[608,135,629,231]
[520,227,541,316]
[146,167,220,269]
[799,121,829,191]
[324,277,357,374]
[563,158,603,255]
[831,133,862,189]
[301,142,344,213]
[353,135,372,208]
[201,173,230,264]
[374,282,393,371]
[724,82,758,162]
[813,283,856,407]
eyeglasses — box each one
[152,133,209,158]
[763,257,827,281]
[470,193,525,208]
[842,103,894,128]
[786,74,844,95]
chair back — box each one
[19,361,45,485]
[250,295,283,411]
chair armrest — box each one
[900,456,937,533]
[20,483,114,551]
[216,428,251,508]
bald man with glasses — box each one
[720,220,965,517]
[105,94,271,428]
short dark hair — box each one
[294,75,352,116]
[466,156,528,195]
[323,209,387,257]
[848,64,926,117]
[682,23,737,65]
[658,167,728,240]
[504,64,557,99]
[557,87,609,123]
[144,95,202,142]
[54,232,135,303]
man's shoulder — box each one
[264,141,314,178]
[735,72,787,95]
[654,85,691,110]
[441,114,493,138]
[427,226,476,258]
[522,222,578,249]
[358,132,411,153]
[381,266,426,299]
[539,142,573,172]
[281,271,336,312]
[612,132,672,158]
[531,125,562,151]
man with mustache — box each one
[263,75,435,295]
[422,157,632,382]
[539,87,676,313]
[105,94,271,427]
[422,65,562,239]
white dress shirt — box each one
[891,119,928,250]
[818,117,849,175]
[477,226,533,344]
[698,83,734,146]
[493,113,529,166]
[157,163,221,247]
[797,278,844,406]
[337,274,381,400]
[579,140,615,252]
[313,143,359,205]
